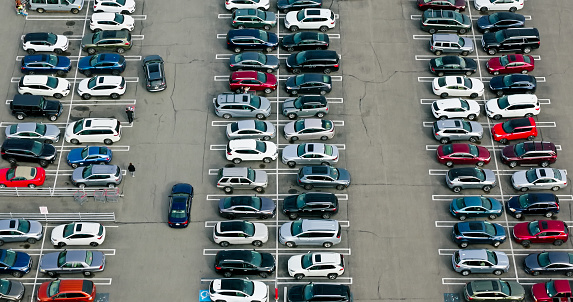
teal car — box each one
[231,9,277,30]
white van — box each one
[29,0,84,14]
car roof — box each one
[310,252,341,264]
[449,167,481,178]
[303,192,337,203]
[524,193,559,204]
[494,12,526,21]
[228,29,264,39]
[505,94,538,105]
[546,252,573,265]
[94,53,123,63]
[22,75,50,85]
[14,122,41,133]
[302,8,332,18]
[97,30,130,39]
[432,33,459,43]
[92,76,123,86]
[504,117,534,129]
[55,279,93,294]
[457,249,488,261]
[0,220,21,231]
[23,54,54,63]
[457,221,487,233]
[519,141,556,153]
[2,138,38,150]
[229,139,258,150]
[70,222,101,234]
[221,167,249,177]
[23,32,53,42]
[303,118,323,129]
[218,220,252,233]
[82,118,118,129]
[218,93,252,105]
[309,283,349,297]
[89,164,118,174]
[435,98,463,108]
[297,95,327,104]
[232,71,259,80]
[62,250,89,262]
[533,220,566,232]
[436,119,466,129]
[301,219,339,232]
[216,250,259,263]
[301,73,331,83]
[91,12,119,21]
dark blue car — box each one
[452,221,506,248]
[21,54,71,76]
[226,29,279,53]
[506,193,560,219]
[78,53,126,77]
[168,183,193,228]
[66,146,112,168]
[0,249,32,278]
[489,74,537,96]
[449,196,503,220]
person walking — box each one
[127,163,135,177]
[125,106,134,124]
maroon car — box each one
[513,220,569,247]
[417,0,465,11]
[486,54,534,75]
[229,71,277,94]
[436,143,491,167]
[501,141,557,168]
[532,280,572,302]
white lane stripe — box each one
[10,77,139,83]
[428,169,552,176]
[410,14,531,21]
[422,121,556,128]
[413,35,481,40]
[414,55,541,61]
[425,144,562,151]
[210,143,346,151]
[417,76,545,83]
[211,120,344,127]
[442,278,541,286]
[216,33,340,39]
[205,194,348,201]
[432,194,573,201]
[15,55,142,61]
[25,15,147,20]
[205,221,350,228]
[420,98,550,105]
[439,248,573,256]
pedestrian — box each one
[127,163,135,177]
[125,106,134,124]
[243,86,250,94]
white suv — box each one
[77,76,126,99]
[22,32,69,55]
[65,118,122,145]
[225,0,270,11]
[93,0,136,14]
[284,9,336,32]
[431,98,480,120]
[485,94,539,120]
[90,13,135,32]
[18,75,70,99]
[288,252,345,280]
[226,139,278,164]
[212,220,269,247]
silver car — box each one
[0,219,43,245]
[39,250,105,277]
[433,119,483,144]
[452,249,510,276]
[214,93,271,120]
[446,167,497,192]
[5,123,60,144]
[226,120,276,140]
[511,168,568,192]
[282,143,339,168]
[282,95,329,120]
[71,164,123,188]
[279,219,341,248]
[0,279,24,302]
[216,167,268,193]
[284,119,335,141]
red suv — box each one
[532,280,572,302]
[501,141,557,168]
[513,220,569,247]
[491,117,537,144]
[436,143,491,167]
[37,280,96,302]
[229,71,277,94]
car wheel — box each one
[223,272,232,278]
[110,93,120,99]
[506,161,517,169]
[283,8,289,13]
[27,70,35,75]
[493,114,502,120]
[465,71,473,76]
[221,113,233,120]
[70,163,79,169]
[440,138,450,144]
[286,241,296,248]
[83,271,92,276]
[83,70,93,77]
[232,158,242,164]
[514,213,522,219]
[107,183,115,188]
[323,68,331,74]
[288,213,298,220]
[539,161,550,168]
[11,272,23,278]
[70,139,80,145]
[287,113,297,120]
[428,29,436,34]
[56,70,65,77]
[259,272,269,278]
[440,92,448,98]
[567,271,573,277]
[87,48,96,55]
[27,49,36,55]
[524,112,534,118]
[291,136,299,141]
[459,241,468,248]
[263,157,272,163]
[319,26,328,32]
[117,48,125,54]
[7,158,17,165]
[225,213,236,220]
[237,25,245,29]
[303,184,313,190]
[16,113,25,120]
[320,136,329,141]
[263,25,271,30]
[458,215,466,221]
[266,68,274,73]
[53,93,63,99]
[461,270,470,276]
[28,184,36,188]
[90,242,99,247]
[39,160,49,167]
[287,161,296,168]
[458,28,467,34]
[436,71,444,77]
[320,90,327,95]
[552,186,560,191]
[290,90,298,95]
[252,240,263,247]
[111,69,121,76]
[532,271,540,276]
[71,8,79,13]
[492,241,501,247]
[470,93,478,99]
[480,7,487,12]
[220,241,229,247]
[493,270,503,276]
[475,161,485,168]
[554,239,564,246]
[335,184,345,190]
[467,114,476,121]
[492,71,500,76]
[104,139,113,145]
[469,137,479,143]
[327,273,338,280]
[58,242,66,247]
[36,8,45,13]
[482,185,491,192]
[520,187,528,192]
[439,116,447,121]
[259,214,269,220]
[234,47,242,53]
[82,93,92,100]
[527,135,535,141]
[287,47,295,52]
[499,138,508,145]
[264,87,273,94]
[54,49,65,55]
[290,26,299,32]
[223,187,233,193]
[47,271,57,277]
[316,112,325,118]
[488,49,496,55]
[254,186,264,193]
[0,184,5,189]
[321,213,331,219]
[294,274,304,280]
[461,51,469,56]
[509,6,517,12]
[520,69,529,74]
[26,238,37,244]
[434,50,443,56]
[452,187,461,193]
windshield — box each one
[501,121,515,133]
[499,55,509,67]
[324,145,333,155]
[116,0,126,5]
[494,30,505,43]
[518,194,532,208]
[5,168,15,180]
[254,120,266,131]
[87,77,98,89]
[114,13,125,24]
[85,250,93,265]
[497,96,510,109]
[296,144,306,156]
[480,197,492,210]
[461,121,472,132]
[296,10,305,21]
[301,253,313,269]
[255,141,267,153]
[82,165,93,178]
[17,220,30,233]
[503,76,513,87]
[241,222,255,237]
[294,120,305,132]
[296,194,307,208]
[499,281,511,296]
[48,55,58,66]
[46,33,57,45]
[0,279,10,295]
[468,144,479,157]
[80,147,89,159]
[460,99,469,110]
[36,123,47,135]
[329,167,340,180]
[294,75,305,86]
[250,251,262,266]
[553,169,563,180]
[488,14,499,24]
[249,96,261,108]
[484,222,496,236]
[291,220,303,236]
[303,284,314,301]
[256,72,267,83]
[437,77,446,87]
[45,76,59,88]
[458,37,465,47]
[73,120,83,134]
[89,55,99,66]
[48,280,60,298]
[1,250,16,266]
[463,78,472,89]
[546,281,558,298]
[322,120,333,130]
[257,53,267,64]
[31,141,43,156]
[486,250,497,265]
[247,168,256,182]
[57,251,67,267]
[442,144,453,156]
[295,52,307,64]
[537,252,551,267]
[63,223,74,237]
[525,169,538,183]
[259,30,268,41]
[528,221,540,236]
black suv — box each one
[10,95,63,121]
[482,27,540,55]
[286,50,339,74]
[288,283,352,302]
[226,29,279,53]
[283,192,338,219]
[214,250,276,278]
[506,193,560,219]
[1,139,56,167]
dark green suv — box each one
[231,9,277,30]
[81,30,132,55]
[421,9,472,34]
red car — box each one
[0,166,45,188]
[491,117,537,144]
[532,280,572,302]
[436,143,491,167]
[37,280,96,302]
[486,54,535,75]
[417,0,465,11]
[513,220,569,247]
[501,141,557,168]
[229,71,277,94]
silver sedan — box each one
[226,120,276,140]
[39,250,105,277]
[281,143,339,167]
[511,168,568,192]
[283,119,335,141]
[5,123,60,144]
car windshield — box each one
[247,169,256,182]
[257,53,267,64]
[35,123,47,135]
[434,58,444,68]
[324,145,333,155]
[468,144,479,157]
[301,253,313,269]
[297,144,306,156]
[242,280,255,296]
[116,0,126,5]
[114,13,125,23]
[294,75,305,86]
[442,144,453,156]
[295,52,307,64]
[329,168,340,180]
[454,14,464,23]
[91,32,101,43]
[48,55,58,67]
[499,55,509,67]
[294,120,306,132]
[0,279,10,295]
[48,280,60,297]
[73,120,83,134]
[87,77,98,89]
[259,30,268,41]
[497,96,510,109]
[256,72,267,83]
[484,222,496,235]
[528,221,540,235]
[457,37,465,47]
[303,284,314,301]
[537,252,551,267]
[85,250,93,265]
[82,165,93,178]
[296,194,307,208]
[460,99,469,110]
[250,251,262,266]
[291,220,303,236]
[437,77,446,87]
[241,222,255,237]
[517,194,532,208]
[503,76,514,87]
[512,143,526,157]
[525,169,539,183]
[296,10,305,21]
[494,30,505,43]
[254,120,266,131]
[57,251,67,267]
[523,56,531,64]
[80,147,90,159]
[5,168,15,180]
[250,96,261,109]
[17,220,30,233]
[546,281,558,298]
[322,120,333,130]
[63,223,75,237]
[255,140,267,153]
[293,33,303,43]
[501,121,515,134]
[293,98,304,109]
[486,250,497,265]
[499,281,511,296]
[1,250,16,266]
[31,141,43,156]
[463,78,472,89]
[461,121,472,132]
[89,55,99,66]
[46,77,58,89]
[46,33,57,45]
[553,169,563,180]
[480,197,493,210]
[256,9,265,19]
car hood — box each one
[254,170,268,185]
[280,222,293,239]
[77,56,92,70]
[44,99,62,112]
[512,222,530,239]
[277,0,289,9]
[281,34,295,46]
[12,252,31,271]
[501,145,517,159]
[91,251,105,269]
[283,195,298,211]
[482,32,498,46]
[39,252,60,271]
[470,78,485,93]
[50,224,64,242]
[531,283,550,301]
[81,34,95,47]
[265,11,277,23]
[266,54,280,67]
[77,78,91,93]
[259,96,273,113]
[260,197,276,213]
[67,148,84,163]
[281,144,298,161]
[287,254,303,272]
[7,280,24,299]
[492,122,505,136]
[44,125,61,139]
[524,253,541,271]
[71,167,86,183]
[511,170,528,186]
[476,15,492,30]
[506,281,525,298]
[470,122,484,136]
[495,251,510,268]
[253,222,269,240]
[286,53,298,68]
[485,97,501,112]
[285,76,297,89]
[282,98,297,111]
[55,56,71,69]
[40,144,56,158]
[487,57,502,70]
[489,76,506,90]
[55,36,69,49]
[261,252,275,270]
[483,169,496,184]
[29,220,44,238]
[338,168,351,184]
[284,121,296,136]
[287,285,305,302]
[285,12,299,26]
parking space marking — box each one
[425,144,561,151]
[15,56,142,62]
[428,169,528,176]
[210,143,346,151]
[431,194,573,201]
[438,248,573,256]
[414,55,541,61]
[25,14,147,21]
[205,194,348,201]
[420,98,550,105]
[216,33,340,39]
[10,77,139,83]
[442,278,543,286]
[413,35,481,40]
[422,121,556,128]
[204,221,350,228]
[210,120,345,127]
[24,249,116,256]
[214,75,343,81]
[203,248,352,256]
[434,220,573,228]
[410,14,531,21]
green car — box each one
[464,280,525,302]
[81,30,132,55]
[231,9,277,30]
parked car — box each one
[93,0,135,13]
[90,12,135,31]
[464,280,524,302]
[229,71,277,94]
[10,95,63,121]
[278,0,321,12]
[214,93,272,120]
[481,27,539,55]
[0,219,43,245]
[212,220,268,247]
[446,167,496,192]
[432,76,484,98]
[449,196,503,220]
[429,56,476,76]
[71,164,122,188]
[286,50,339,74]
[282,95,328,119]
[167,183,193,228]
[39,250,105,277]
[501,141,556,168]
[226,29,279,53]
[65,118,122,145]
[225,0,270,11]
[18,75,70,99]
[297,166,350,190]
[513,220,569,247]
[77,75,126,99]
[485,94,539,120]
[226,120,275,140]
[5,123,60,144]
[209,279,268,302]
[511,168,568,192]
[531,280,572,302]
[486,54,534,75]
[452,249,509,275]
[282,143,339,167]
[417,0,466,11]
[282,192,338,219]
[524,252,573,277]
[231,9,276,30]
[279,219,341,248]
[489,74,536,96]
[429,33,474,56]
[288,283,351,302]
[36,280,96,302]
[0,167,46,189]
[50,222,105,247]
[432,119,483,144]
[476,12,525,33]
[0,250,31,278]
[474,0,523,12]
[141,55,166,92]
[30,0,84,14]
[281,32,329,51]
[491,117,537,144]
[22,32,69,55]
[21,54,71,76]
[505,193,560,219]
[285,74,332,95]
[229,52,279,73]
[216,167,268,193]
[453,221,506,248]
[81,30,132,54]
[288,252,344,279]
[0,139,56,167]
[284,9,336,32]
[225,139,278,164]
[436,143,491,167]
[214,250,275,278]
[284,119,335,141]
[78,53,126,76]
[0,279,24,302]
[66,146,112,168]
[420,9,471,34]
[218,196,276,219]
[431,98,480,120]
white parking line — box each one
[205,194,348,201]
[203,248,351,256]
[16,55,142,62]
[425,144,562,151]
[210,143,346,151]
[210,120,345,127]
[413,35,481,40]
[410,14,531,21]
[10,77,139,83]
[428,169,529,176]
[442,278,542,286]
[438,248,573,256]
[25,14,147,21]
[420,98,550,105]
[432,194,573,201]
[414,55,541,61]
[204,221,350,228]
[417,76,545,83]
[422,121,556,128]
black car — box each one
[288,283,352,302]
[226,29,279,53]
[281,32,329,52]
[489,74,536,96]
[285,74,332,95]
[10,95,63,121]
[482,27,540,55]
[476,12,525,33]
[524,252,573,277]
[506,193,560,219]
[229,52,280,73]
[0,139,56,167]
[218,196,276,219]
[168,183,193,228]
[429,56,477,76]
[277,0,322,12]
[286,50,339,74]
[214,250,276,278]
[142,55,166,92]
[283,192,338,219]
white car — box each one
[485,94,539,120]
[284,9,336,32]
[288,252,345,280]
[431,98,480,120]
[209,279,268,302]
[22,32,69,55]
[77,76,126,99]
[18,75,70,99]
[225,0,270,11]
[226,139,278,164]
[213,220,268,247]
[90,13,135,32]
[93,0,136,14]
[65,118,122,145]
[50,222,106,247]
[432,76,484,99]
[474,0,524,12]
